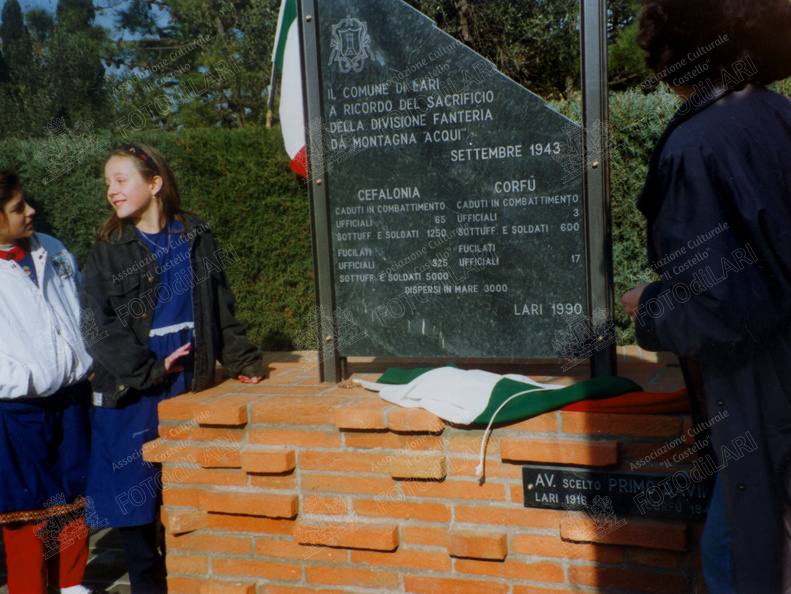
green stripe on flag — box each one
[274,0,298,71]
[376,364,458,385]
[471,375,643,425]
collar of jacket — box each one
[108,213,206,245]
[0,234,42,270]
[637,85,737,218]
[636,84,737,263]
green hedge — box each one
[604,88,677,341]
[0,127,313,350]
[0,88,710,350]
[553,88,678,342]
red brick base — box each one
[148,347,705,593]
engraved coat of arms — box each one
[329,16,374,74]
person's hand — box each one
[620,283,650,321]
[238,375,262,384]
[164,342,192,373]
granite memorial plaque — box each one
[522,464,710,521]
[313,0,588,358]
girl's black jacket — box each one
[80,213,265,408]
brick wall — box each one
[146,347,706,593]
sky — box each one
[16,0,57,11]
[1,0,136,36]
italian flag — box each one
[273,0,307,177]
[354,366,642,480]
[354,366,641,426]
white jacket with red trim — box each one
[0,233,92,398]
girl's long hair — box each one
[98,143,186,242]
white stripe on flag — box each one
[273,0,307,176]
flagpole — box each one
[581,0,617,377]
[299,0,343,382]
[266,66,277,128]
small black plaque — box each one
[522,464,710,521]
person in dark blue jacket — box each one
[621,1,791,592]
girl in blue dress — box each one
[80,144,266,594]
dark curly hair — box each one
[638,0,791,90]
[0,171,22,228]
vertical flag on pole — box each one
[273,0,308,177]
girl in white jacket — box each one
[0,171,95,594]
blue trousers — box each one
[119,522,167,594]
[702,476,736,593]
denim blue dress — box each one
[88,220,194,527]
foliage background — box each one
[0,92,679,349]
[0,0,788,351]
[0,127,312,350]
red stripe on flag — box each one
[290,146,308,177]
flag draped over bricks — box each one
[273,0,307,176]
[354,366,642,425]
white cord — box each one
[475,389,542,482]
